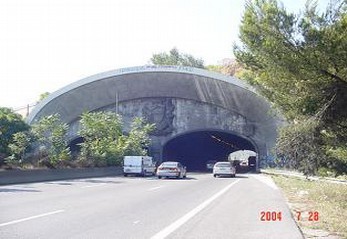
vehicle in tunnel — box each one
[157,161,187,179]
[248,156,256,168]
[228,150,258,173]
[213,162,236,178]
[206,160,217,171]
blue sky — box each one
[0,0,330,109]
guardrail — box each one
[261,169,347,185]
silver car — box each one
[157,161,187,179]
[213,162,236,178]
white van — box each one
[123,156,156,177]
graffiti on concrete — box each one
[142,98,175,136]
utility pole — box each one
[115,91,119,114]
[26,104,30,117]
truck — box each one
[123,156,156,177]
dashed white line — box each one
[81,184,106,188]
[148,186,163,191]
[0,210,65,227]
[151,179,240,239]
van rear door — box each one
[123,156,142,175]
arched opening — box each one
[68,137,84,157]
[162,130,256,172]
[228,150,258,173]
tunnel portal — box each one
[28,66,281,166]
[162,130,256,171]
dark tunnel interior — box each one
[69,137,84,156]
[162,131,256,171]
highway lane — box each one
[0,173,303,239]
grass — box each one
[271,175,347,239]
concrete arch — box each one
[27,65,282,164]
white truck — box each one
[123,156,156,177]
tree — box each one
[124,117,155,156]
[207,58,243,76]
[79,112,155,166]
[6,131,33,166]
[235,0,347,120]
[150,48,205,68]
[276,119,324,175]
[79,111,124,166]
[0,107,29,160]
[234,0,347,174]
[31,114,71,168]
[38,92,50,103]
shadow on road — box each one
[82,179,123,184]
[0,188,41,193]
[45,182,73,186]
[235,175,249,178]
[144,176,198,181]
[157,176,198,181]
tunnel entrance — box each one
[68,137,84,157]
[162,130,256,171]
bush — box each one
[276,119,324,175]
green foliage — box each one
[2,110,155,169]
[276,119,324,175]
[150,47,205,68]
[79,111,123,166]
[321,123,347,175]
[7,131,33,163]
[124,117,155,156]
[235,0,347,120]
[206,65,223,73]
[0,107,29,158]
[207,59,243,76]
[31,114,71,168]
[235,0,347,175]
[79,112,155,167]
[38,92,50,102]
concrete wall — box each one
[66,98,265,161]
[0,167,123,185]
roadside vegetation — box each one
[272,175,347,238]
[0,107,154,169]
[235,0,347,176]
[150,47,205,69]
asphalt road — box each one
[0,173,303,239]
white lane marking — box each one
[133,220,140,224]
[151,179,240,239]
[81,184,106,188]
[251,174,278,190]
[0,210,65,227]
[148,186,163,191]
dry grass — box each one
[271,175,347,239]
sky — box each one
[0,0,330,110]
